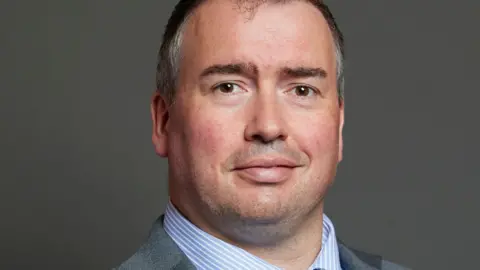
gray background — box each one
[1,0,479,269]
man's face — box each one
[153,0,344,227]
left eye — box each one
[291,85,317,97]
[214,83,242,94]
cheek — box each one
[170,91,244,174]
[295,112,340,161]
[296,115,340,191]
[185,111,236,168]
[190,119,224,155]
[168,114,230,188]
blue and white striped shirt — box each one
[164,201,342,270]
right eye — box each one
[213,83,242,94]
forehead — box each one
[180,0,335,74]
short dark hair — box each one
[156,0,345,103]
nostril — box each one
[252,134,270,143]
[244,111,288,142]
[251,133,286,144]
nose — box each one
[244,91,287,143]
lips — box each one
[233,157,300,184]
[234,157,299,170]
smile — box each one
[233,159,298,184]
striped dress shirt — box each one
[164,201,342,270]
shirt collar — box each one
[164,201,342,270]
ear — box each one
[151,91,169,157]
[338,99,345,162]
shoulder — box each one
[115,216,195,270]
[381,260,412,270]
[337,241,411,270]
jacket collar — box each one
[338,239,382,270]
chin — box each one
[219,195,299,223]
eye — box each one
[291,85,318,97]
[213,82,242,94]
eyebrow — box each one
[280,67,327,80]
[200,63,258,79]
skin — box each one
[151,1,344,269]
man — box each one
[118,0,409,269]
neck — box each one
[235,206,325,270]
[171,196,325,270]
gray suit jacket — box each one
[116,216,409,270]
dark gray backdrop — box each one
[1,0,478,269]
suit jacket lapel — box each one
[337,239,382,270]
[171,258,197,270]
[149,216,196,270]
[116,215,196,270]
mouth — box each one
[233,157,300,184]
[234,157,299,170]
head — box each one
[152,0,345,244]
